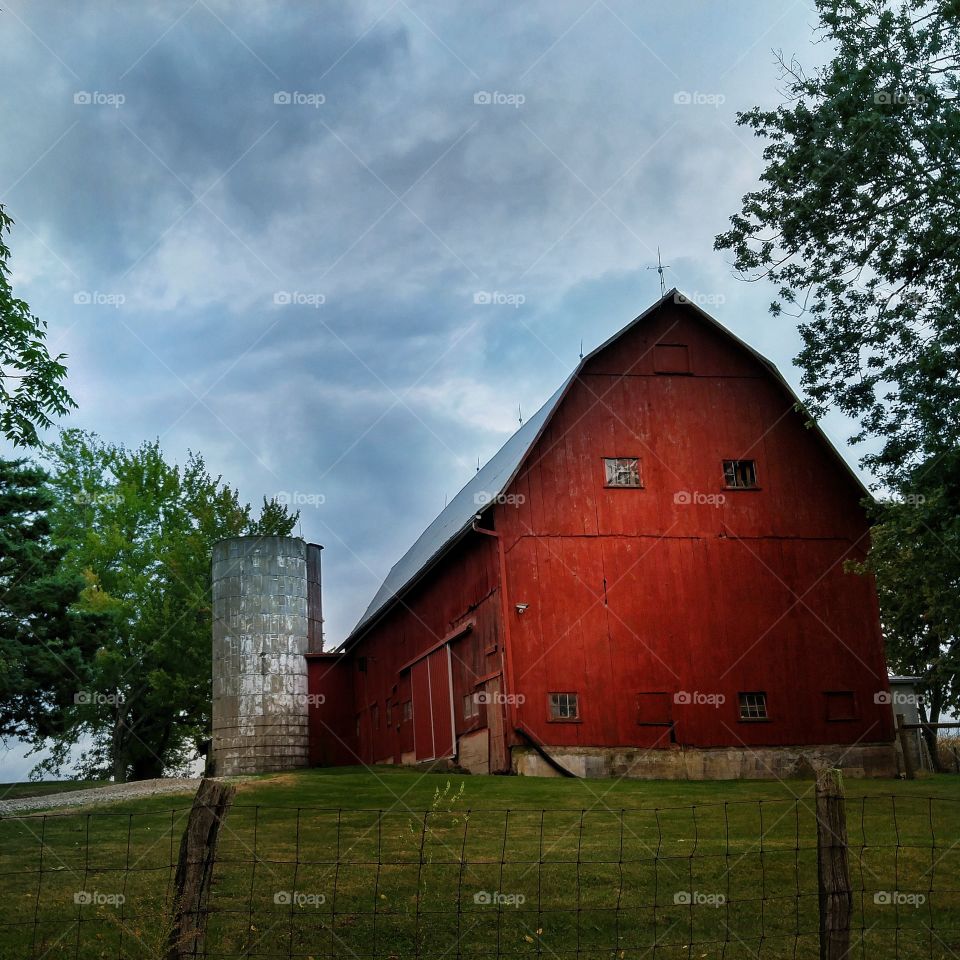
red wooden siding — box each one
[493,300,892,752]
[430,648,455,758]
[306,654,357,766]
[410,648,455,761]
[310,532,505,767]
[410,659,433,760]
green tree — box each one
[0,205,74,446]
[850,453,960,768]
[715,0,960,484]
[0,458,96,742]
[39,430,297,781]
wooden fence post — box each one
[895,713,916,780]
[816,768,852,960]
[167,778,236,960]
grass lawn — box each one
[2,767,959,959]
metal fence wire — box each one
[2,789,959,959]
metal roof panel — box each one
[345,373,574,642]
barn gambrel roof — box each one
[343,289,868,647]
[343,373,573,645]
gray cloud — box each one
[0,0,860,665]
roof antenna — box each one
[518,403,523,425]
[579,338,584,360]
[476,457,480,473]
[646,247,671,297]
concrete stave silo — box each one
[211,535,322,776]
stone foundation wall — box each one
[512,742,898,779]
[458,730,490,775]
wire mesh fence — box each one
[846,795,960,960]
[2,804,191,959]
[2,786,959,959]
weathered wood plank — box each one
[816,768,852,960]
[167,778,236,960]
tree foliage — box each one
[715,0,960,484]
[0,458,97,741]
[849,452,960,767]
[36,430,298,781]
[0,204,74,447]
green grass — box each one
[2,768,960,959]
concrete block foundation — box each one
[511,742,898,779]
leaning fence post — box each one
[895,713,916,780]
[816,768,852,960]
[167,778,236,960]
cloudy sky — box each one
[1,0,862,778]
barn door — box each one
[410,647,455,762]
[484,676,509,773]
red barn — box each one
[307,290,896,778]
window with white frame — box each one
[548,692,580,721]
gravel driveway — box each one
[0,778,202,814]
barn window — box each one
[738,692,768,720]
[548,692,580,721]
[604,458,642,488]
[654,343,690,374]
[386,701,393,726]
[402,700,412,722]
[825,691,857,721]
[371,704,379,729]
[723,459,758,489]
[463,693,480,720]
[636,692,672,726]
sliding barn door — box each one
[410,647,455,762]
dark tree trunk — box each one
[129,719,174,780]
[132,754,166,780]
